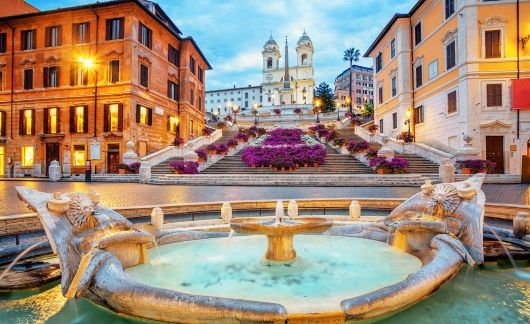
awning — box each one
[512,78,530,109]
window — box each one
[391,76,397,97]
[485,30,501,58]
[72,145,85,166]
[198,97,202,111]
[104,103,123,132]
[415,65,423,88]
[21,29,36,51]
[301,53,308,65]
[392,112,397,129]
[109,60,120,83]
[486,84,502,107]
[378,85,383,104]
[136,105,152,125]
[70,106,88,133]
[138,22,152,49]
[376,52,383,72]
[140,64,149,87]
[106,18,124,40]
[23,69,33,90]
[390,39,396,58]
[73,22,90,44]
[19,109,34,135]
[0,71,3,91]
[0,33,6,53]
[428,60,438,80]
[379,119,384,133]
[447,90,457,114]
[45,26,61,47]
[414,105,424,124]
[21,146,34,167]
[198,67,204,83]
[0,110,6,136]
[70,65,88,86]
[414,22,422,46]
[356,97,362,104]
[190,89,195,106]
[267,57,272,69]
[44,107,59,134]
[445,0,455,18]
[189,56,196,74]
[43,66,60,88]
[168,115,178,132]
[168,45,180,66]
[167,80,178,100]
[446,41,456,70]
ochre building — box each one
[0,0,210,176]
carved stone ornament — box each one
[44,55,61,65]
[427,183,460,216]
[104,49,124,59]
[168,72,178,81]
[480,16,507,29]
[138,54,152,67]
[441,29,458,44]
[20,58,36,67]
[66,192,98,231]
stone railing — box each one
[354,126,454,164]
[237,112,342,124]
[138,129,222,183]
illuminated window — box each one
[110,104,119,131]
[45,107,58,134]
[136,105,152,125]
[76,106,84,132]
[73,145,85,166]
[168,115,178,132]
[104,103,122,132]
[21,146,34,167]
[24,109,32,134]
[0,111,5,136]
[140,107,147,124]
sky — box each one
[30,0,417,90]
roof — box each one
[0,0,212,69]
[335,64,374,80]
[363,0,427,57]
[0,0,39,17]
[206,85,262,93]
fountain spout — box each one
[275,200,285,223]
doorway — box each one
[485,136,504,174]
[107,144,120,173]
[0,146,4,176]
[45,143,60,176]
[523,141,530,184]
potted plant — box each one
[202,126,215,137]
[350,117,362,127]
[195,148,208,163]
[387,157,409,174]
[396,131,414,143]
[368,124,379,134]
[257,127,267,136]
[235,132,248,143]
[128,162,141,174]
[344,111,354,119]
[224,115,233,122]
[247,130,257,139]
[169,161,200,174]
[369,157,388,174]
[172,136,185,147]
[207,144,218,155]
[217,121,226,129]
[365,148,379,161]
[273,108,282,118]
[116,163,129,175]
[348,140,370,154]
[217,143,229,155]
[227,138,238,149]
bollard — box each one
[513,212,530,239]
[287,200,298,219]
[151,207,164,230]
[221,202,232,223]
[349,200,361,220]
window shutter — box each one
[119,18,125,39]
[105,19,111,40]
[147,108,153,126]
[31,29,36,49]
[147,29,152,49]
[57,25,62,46]
[167,116,170,130]
[167,80,171,98]
[136,104,141,123]
[55,67,60,87]
[138,22,142,42]
[43,67,49,88]
[43,108,49,134]
[57,108,61,133]
[69,106,75,133]
[45,27,50,47]
[103,104,109,132]
[85,22,91,43]
[0,111,6,136]
[118,103,123,131]
[30,109,35,135]
[70,65,75,86]
[72,23,78,44]
[19,110,24,135]
[83,106,89,133]
[20,31,26,50]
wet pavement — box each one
[0,181,528,216]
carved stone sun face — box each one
[427,183,460,216]
[66,192,98,231]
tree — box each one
[362,102,374,118]
[343,47,361,114]
[315,82,335,113]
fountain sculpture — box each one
[14,174,486,323]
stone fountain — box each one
[14,174,487,323]
[230,201,332,261]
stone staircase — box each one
[201,145,373,174]
[336,128,381,150]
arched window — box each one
[267,57,273,68]
[198,97,202,111]
[301,53,308,65]
[190,89,194,106]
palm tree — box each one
[343,48,360,114]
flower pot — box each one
[462,168,471,174]
[238,139,245,143]
[209,150,217,155]
[274,167,279,172]
[198,157,205,163]
[220,151,226,156]
[174,170,181,175]
[281,167,286,172]
[313,162,319,167]
[118,169,126,175]
[251,164,256,168]
[288,167,293,172]
[229,145,237,149]
[303,163,308,168]
[377,168,385,174]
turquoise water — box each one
[0,238,528,323]
[126,235,421,312]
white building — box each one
[205,85,262,117]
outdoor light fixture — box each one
[314,99,321,123]
[80,57,94,69]
[336,101,341,121]
[522,34,530,49]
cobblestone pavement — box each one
[0,181,528,216]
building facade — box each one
[365,0,530,175]
[205,85,262,118]
[334,65,374,110]
[0,0,210,177]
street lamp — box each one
[80,56,98,136]
[405,109,412,143]
[232,105,239,124]
[314,99,321,123]
[336,101,341,121]
[252,103,259,124]
[302,87,307,105]
[213,110,219,122]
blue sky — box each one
[30,0,416,90]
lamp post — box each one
[302,87,307,105]
[314,99,321,123]
[252,103,259,124]
[213,110,219,122]
[336,101,341,121]
[232,105,239,124]
[405,109,412,143]
[81,57,97,137]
